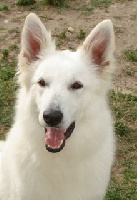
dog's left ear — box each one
[19,13,55,65]
[81,20,115,69]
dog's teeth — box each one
[60,139,63,144]
[47,140,63,149]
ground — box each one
[0,0,137,199]
[0,0,137,94]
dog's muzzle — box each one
[44,122,75,153]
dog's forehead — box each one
[35,50,89,79]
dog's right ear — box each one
[19,13,55,66]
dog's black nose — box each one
[43,110,63,127]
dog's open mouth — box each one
[45,122,75,153]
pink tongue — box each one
[45,128,65,149]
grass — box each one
[0,45,19,139]
[2,49,9,60]
[55,30,67,47]
[124,67,135,76]
[115,27,125,34]
[9,44,19,51]
[8,28,20,34]
[0,59,16,138]
[77,29,86,39]
[42,0,69,8]
[105,91,137,200]
[59,31,67,39]
[130,14,137,20]
[15,0,35,6]
[91,0,111,8]
[110,91,137,127]
[124,50,137,62]
[0,5,9,11]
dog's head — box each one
[18,13,115,153]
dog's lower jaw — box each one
[45,122,75,153]
[45,140,65,153]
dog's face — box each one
[35,52,88,127]
[18,13,115,153]
[31,51,94,152]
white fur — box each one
[0,13,115,200]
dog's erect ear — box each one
[20,13,55,64]
[81,20,115,68]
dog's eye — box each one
[70,81,83,90]
[38,79,47,87]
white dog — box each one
[0,13,115,200]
